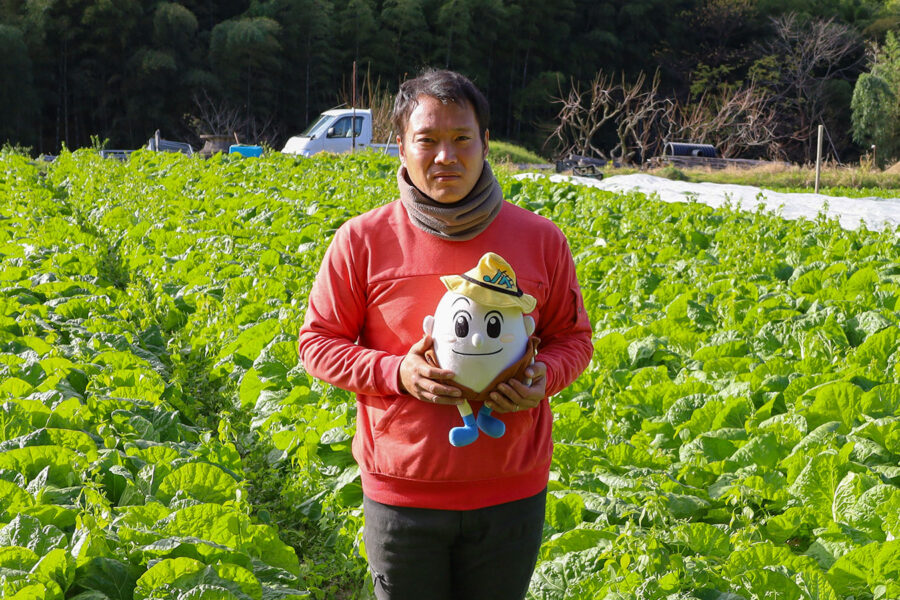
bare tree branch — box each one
[766,14,864,159]
[660,82,782,160]
[545,71,624,160]
[547,67,787,165]
[612,70,666,164]
[184,89,284,146]
[186,89,244,137]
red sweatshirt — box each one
[297,199,593,510]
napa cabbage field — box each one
[1,148,899,600]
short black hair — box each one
[391,69,489,142]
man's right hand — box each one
[398,335,463,405]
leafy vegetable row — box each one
[511,178,900,599]
[0,151,310,599]
[3,147,899,600]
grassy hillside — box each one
[489,140,548,165]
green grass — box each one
[489,140,547,165]
[579,162,900,198]
[532,149,900,198]
[651,163,900,198]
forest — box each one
[0,0,898,164]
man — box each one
[297,69,593,600]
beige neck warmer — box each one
[398,161,503,241]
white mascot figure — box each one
[423,252,538,447]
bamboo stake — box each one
[814,124,824,194]
[352,61,357,154]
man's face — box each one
[398,95,489,204]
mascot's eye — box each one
[454,315,469,337]
[486,315,502,338]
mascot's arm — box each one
[484,337,543,413]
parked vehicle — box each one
[147,130,195,155]
[98,130,194,161]
[281,109,399,157]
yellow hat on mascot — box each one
[440,252,536,313]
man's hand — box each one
[485,361,547,414]
[398,335,463,405]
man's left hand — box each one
[485,361,547,414]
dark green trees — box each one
[852,32,900,167]
[0,24,38,148]
[0,0,895,162]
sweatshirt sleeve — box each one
[297,224,404,397]
[535,235,593,397]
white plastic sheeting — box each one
[514,173,900,232]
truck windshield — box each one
[300,114,331,138]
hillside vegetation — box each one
[2,0,899,165]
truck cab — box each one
[281,109,398,157]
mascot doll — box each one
[423,252,538,447]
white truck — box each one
[281,108,399,157]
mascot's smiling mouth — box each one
[452,348,502,356]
